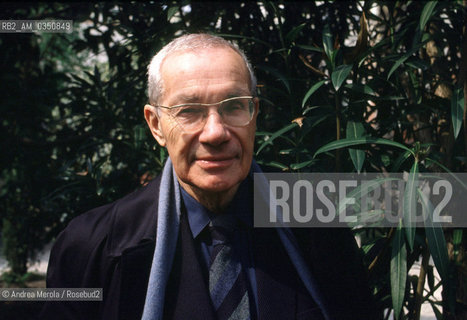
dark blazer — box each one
[40,176,379,320]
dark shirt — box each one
[180,178,259,317]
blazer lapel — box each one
[164,214,216,320]
[118,240,156,320]
[117,214,216,320]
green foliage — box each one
[452,87,465,139]
[0,271,44,287]
[391,221,407,320]
[346,121,365,173]
[1,1,466,319]
[403,161,419,252]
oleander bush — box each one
[0,2,465,319]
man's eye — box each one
[223,101,245,113]
[176,106,204,116]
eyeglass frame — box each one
[150,95,257,132]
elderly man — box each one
[41,33,378,320]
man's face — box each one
[145,47,258,196]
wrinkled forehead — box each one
[160,47,251,101]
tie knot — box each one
[209,214,238,245]
[209,225,232,245]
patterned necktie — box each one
[208,222,251,320]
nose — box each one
[198,109,230,146]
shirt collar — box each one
[180,177,252,239]
[180,187,210,239]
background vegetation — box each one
[0,2,465,319]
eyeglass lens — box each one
[169,97,254,132]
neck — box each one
[178,180,239,213]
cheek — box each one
[164,129,196,166]
[243,127,257,154]
[165,127,180,147]
[161,119,182,147]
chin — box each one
[191,174,241,193]
[199,179,236,193]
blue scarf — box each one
[141,159,331,320]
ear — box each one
[144,104,167,147]
[253,97,260,121]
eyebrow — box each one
[171,94,201,104]
[225,91,250,98]
[172,91,250,104]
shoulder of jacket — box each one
[55,175,162,258]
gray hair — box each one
[147,33,257,105]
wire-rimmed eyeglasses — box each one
[152,96,255,133]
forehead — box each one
[160,47,250,102]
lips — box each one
[195,156,237,170]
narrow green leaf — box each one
[278,148,295,155]
[373,95,407,101]
[346,121,365,173]
[133,125,145,149]
[256,122,298,155]
[391,150,412,172]
[451,87,465,139]
[301,114,332,136]
[387,36,430,80]
[425,157,467,190]
[331,64,352,91]
[453,229,463,248]
[302,80,325,108]
[405,59,430,70]
[302,105,320,115]
[290,159,316,170]
[387,51,412,80]
[421,32,431,43]
[418,189,449,281]
[314,137,414,158]
[322,24,334,65]
[427,265,435,292]
[453,229,463,261]
[419,1,437,31]
[262,161,288,170]
[159,147,167,164]
[344,83,376,96]
[295,44,323,53]
[408,66,422,103]
[361,243,376,255]
[403,161,419,251]
[86,158,93,173]
[70,73,93,87]
[411,29,423,50]
[256,65,291,93]
[391,220,407,320]
[431,302,443,320]
[270,48,288,55]
[167,6,179,21]
[286,23,306,43]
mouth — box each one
[195,156,237,170]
